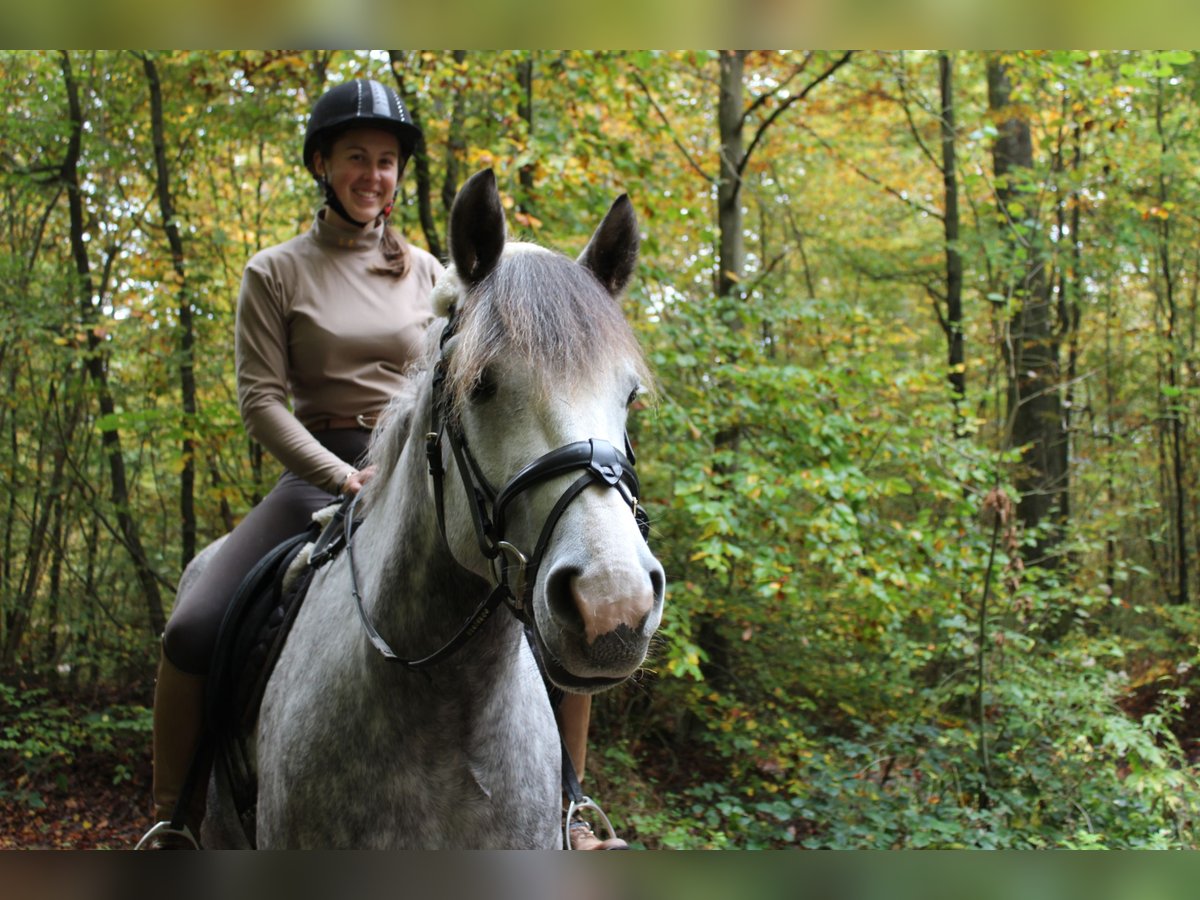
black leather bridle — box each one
[346,304,650,669]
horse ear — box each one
[578,194,639,297]
[449,169,506,286]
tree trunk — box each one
[2,381,78,668]
[516,53,536,213]
[1154,77,1189,605]
[716,50,746,301]
[1057,107,1084,535]
[60,50,165,638]
[142,53,197,571]
[442,51,468,218]
[939,52,966,428]
[389,51,443,261]
[987,55,1066,562]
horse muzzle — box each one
[536,552,665,690]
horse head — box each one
[430,169,665,693]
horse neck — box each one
[351,418,522,670]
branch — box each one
[627,67,713,184]
[798,120,945,221]
[891,53,942,172]
[738,51,815,130]
[925,283,951,337]
[737,50,855,181]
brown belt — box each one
[311,413,381,432]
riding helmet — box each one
[302,79,422,176]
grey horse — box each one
[197,170,665,848]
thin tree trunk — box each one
[1059,112,1084,532]
[60,50,165,638]
[516,52,536,213]
[716,50,746,301]
[939,52,966,430]
[142,53,197,570]
[1155,78,1189,605]
[2,405,72,666]
[43,476,71,671]
[2,367,15,626]
[388,51,443,260]
[442,51,467,218]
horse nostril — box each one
[649,566,665,604]
[545,566,585,636]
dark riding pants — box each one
[162,429,370,675]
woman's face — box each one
[312,127,403,226]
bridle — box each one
[346,302,650,669]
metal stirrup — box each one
[564,797,619,851]
[134,821,200,850]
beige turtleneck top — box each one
[235,209,443,493]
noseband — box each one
[347,304,650,669]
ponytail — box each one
[369,224,411,279]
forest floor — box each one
[1,680,153,850]
[0,745,150,850]
[3,672,1199,850]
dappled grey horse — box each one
[199,169,664,848]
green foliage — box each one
[4,49,1200,849]
[0,683,150,808]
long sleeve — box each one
[235,259,352,493]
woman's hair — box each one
[371,225,411,280]
[314,125,411,280]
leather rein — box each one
[344,304,650,670]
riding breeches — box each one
[162,429,370,675]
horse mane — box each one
[361,376,422,507]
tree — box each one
[59,50,165,637]
[139,51,198,570]
[987,53,1067,562]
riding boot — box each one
[558,693,628,850]
[136,644,207,849]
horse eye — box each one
[627,386,643,408]
[470,371,498,403]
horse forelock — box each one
[363,243,648,500]
[443,245,649,415]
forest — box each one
[1,49,1199,849]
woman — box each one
[140,79,621,850]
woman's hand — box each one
[341,465,378,495]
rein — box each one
[344,303,650,670]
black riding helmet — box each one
[303,79,422,225]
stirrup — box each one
[564,795,622,850]
[135,820,200,850]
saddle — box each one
[199,500,360,842]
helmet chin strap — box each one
[322,177,370,228]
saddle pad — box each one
[206,525,320,738]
